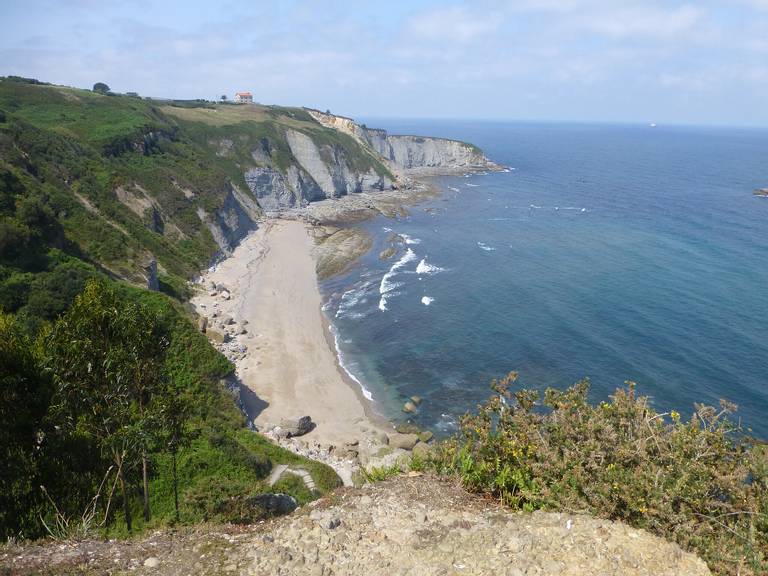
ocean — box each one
[321,120,768,438]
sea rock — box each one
[410,395,422,406]
[279,416,314,438]
[402,401,417,414]
[395,422,421,435]
[379,247,396,260]
[418,430,434,443]
[388,433,419,451]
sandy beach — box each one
[192,219,387,448]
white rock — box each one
[144,557,160,568]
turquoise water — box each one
[321,121,768,437]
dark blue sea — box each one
[321,120,768,437]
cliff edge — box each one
[3,475,710,576]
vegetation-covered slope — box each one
[0,77,345,541]
[0,77,394,294]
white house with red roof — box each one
[234,91,253,104]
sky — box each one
[1,0,768,126]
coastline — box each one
[191,220,389,446]
[190,174,486,480]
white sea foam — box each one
[329,324,374,401]
[378,248,417,311]
[466,183,480,187]
[400,233,421,245]
[415,258,444,275]
[448,186,460,192]
[382,226,393,232]
[336,281,372,319]
[437,413,458,432]
[477,241,496,252]
[421,296,435,306]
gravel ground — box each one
[1,475,710,576]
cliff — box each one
[0,78,496,290]
[307,108,497,176]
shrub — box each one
[433,372,768,576]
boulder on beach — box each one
[418,430,434,443]
[198,316,208,333]
[279,415,314,438]
[402,401,417,414]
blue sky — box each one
[1,0,768,126]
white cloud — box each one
[406,6,500,43]
[745,0,768,10]
[578,4,707,40]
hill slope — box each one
[0,78,495,292]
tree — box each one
[0,312,53,538]
[157,389,192,522]
[220,95,227,102]
[43,280,167,531]
[92,82,110,94]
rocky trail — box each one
[2,475,710,576]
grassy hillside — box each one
[0,77,345,540]
[0,77,392,292]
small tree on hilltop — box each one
[220,95,227,102]
[92,82,110,94]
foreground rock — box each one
[247,475,711,575]
[1,476,711,576]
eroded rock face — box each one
[244,167,296,211]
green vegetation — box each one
[0,76,394,292]
[424,372,768,576]
[0,77,357,541]
[0,280,340,540]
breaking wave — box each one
[477,241,496,252]
[378,248,417,311]
[416,258,444,276]
[335,281,372,320]
[329,324,374,401]
[421,296,435,306]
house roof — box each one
[235,92,252,96]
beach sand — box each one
[192,219,387,448]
